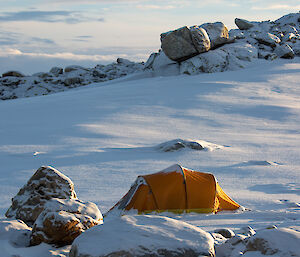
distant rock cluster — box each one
[145,12,300,76]
[0,58,143,100]
[1,12,299,101]
[5,166,103,246]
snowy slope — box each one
[0,57,299,255]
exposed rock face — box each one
[31,198,103,246]
[235,18,255,30]
[254,32,281,47]
[5,166,77,225]
[50,67,63,76]
[70,215,215,257]
[190,26,211,53]
[161,26,198,62]
[200,22,230,48]
[2,71,24,78]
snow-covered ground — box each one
[0,56,299,256]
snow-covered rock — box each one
[0,58,144,100]
[161,26,198,62]
[245,227,300,256]
[156,139,223,152]
[144,51,179,76]
[214,228,235,239]
[69,215,215,257]
[5,166,77,225]
[180,42,257,75]
[31,198,103,246]
[275,43,295,58]
[200,22,231,48]
[234,18,255,30]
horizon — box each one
[0,0,298,74]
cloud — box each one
[0,10,104,23]
[136,5,176,10]
[251,4,300,10]
[31,37,56,45]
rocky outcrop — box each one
[0,58,144,100]
[70,215,215,257]
[190,26,211,53]
[5,166,77,225]
[30,198,103,246]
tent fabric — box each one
[110,164,240,214]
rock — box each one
[200,22,230,48]
[70,215,215,257]
[65,65,88,73]
[161,26,198,62]
[275,43,295,58]
[64,77,83,86]
[214,228,235,239]
[148,51,180,76]
[239,226,256,236]
[254,32,281,47]
[31,198,103,246]
[190,26,211,53]
[2,71,25,78]
[116,58,135,65]
[235,18,255,30]
[50,67,63,76]
[180,48,229,74]
[0,219,31,247]
[156,139,204,152]
[5,166,77,225]
[245,227,300,256]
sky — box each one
[0,0,298,74]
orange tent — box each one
[109,164,240,214]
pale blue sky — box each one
[0,0,298,74]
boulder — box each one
[200,22,230,48]
[245,227,300,256]
[190,26,211,53]
[234,18,255,30]
[214,228,235,239]
[31,198,103,246]
[254,32,281,47]
[275,43,295,58]
[64,77,83,86]
[161,26,198,62]
[70,215,215,257]
[0,219,31,247]
[50,67,63,76]
[5,166,77,225]
[2,71,25,78]
[64,65,88,73]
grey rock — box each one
[254,32,281,47]
[5,166,77,225]
[65,65,88,73]
[200,22,230,48]
[2,71,25,78]
[161,26,198,62]
[235,18,254,30]
[275,43,295,58]
[214,228,235,238]
[50,67,63,76]
[64,77,83,86]
[190,26,211,53]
